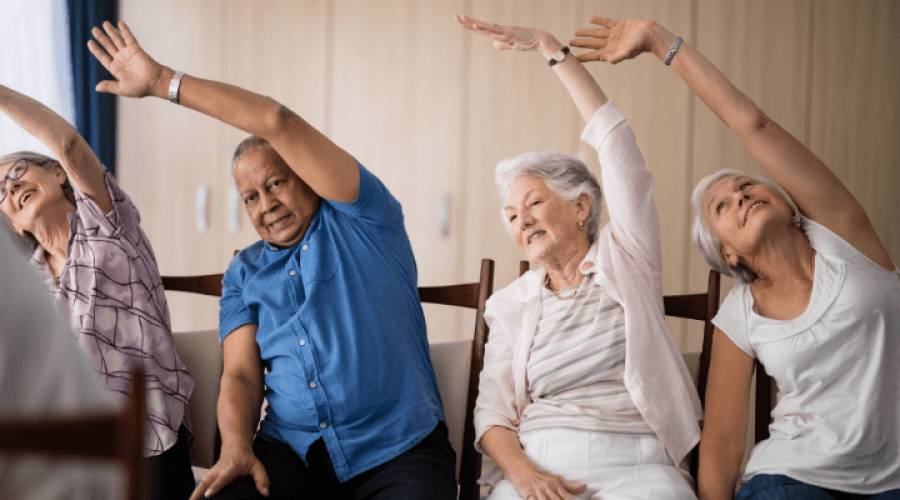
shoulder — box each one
[712,283,754,355]
[227,241,269,278]
[325,161,403,227]
[802,217,895,272]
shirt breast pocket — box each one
[301,231,341,282]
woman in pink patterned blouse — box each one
[0,83,195,499]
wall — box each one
[117,0,900,349]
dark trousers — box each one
[211,422,457,500]
[736,474,900,500]
[144,424,195,500]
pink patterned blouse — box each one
[32,169,193,457]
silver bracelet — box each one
[664,37,683,66]
[168,71,186,104]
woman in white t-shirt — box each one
[570,15,900,500]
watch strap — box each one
[548,46,570,67]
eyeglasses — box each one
[0,158,30,204]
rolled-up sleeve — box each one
[581,101,662,275]
[218,256,257,342]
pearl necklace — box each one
[545,274,577,301]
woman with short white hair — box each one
[570,15,900,500]
[456,15,700,500]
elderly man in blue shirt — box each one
[88,21,457,500]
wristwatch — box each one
[547,46,570,67]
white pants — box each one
[487,430,696,500]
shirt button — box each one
[309,382,317,389]
[299,339,306,346]
[320,422,327,429]
[302,245,309,250]
[289,270,296,276]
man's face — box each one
[233,149,321,248]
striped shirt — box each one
[519,274,653,435]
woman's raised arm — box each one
[455,14,608,123]
[571,18,892,269]
[0,85,111,212]
[87,21,359,203]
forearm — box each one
[0,84,109,207]
[148,68,290,143]
[697,436,744,500]
[480,425,535,481]
[217,374,265,454]
[0,84,82,155]
[646,24,764,138]
[537,35,608,122]
[149,68,358,201]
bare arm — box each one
[572,18,893,270]
[697,328,755,500]
[88,21,359,203]
[480,426,586,500]
[0,85,111,212]
[190,324,269,500]
[455,15,607,123]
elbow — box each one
[57,128,85,162]
[259,100,301,141]
[736,110,776,139]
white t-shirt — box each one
[713,218,900,493]
[0,227,122,500]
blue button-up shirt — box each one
[219,163,444,481]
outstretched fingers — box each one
[589,16,618,29]
[117,20,139,46]
[90,25,118,58]
[86,39,113,67]
[455,14,504,37]
[102,21,127,50]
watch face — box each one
[553,51,565,61]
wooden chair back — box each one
[418,258,494,500]
[162,258,495,500]
[0,367,146,500]
[754,363,776,443]
[518,261,721,481]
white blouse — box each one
[714,217,900,493]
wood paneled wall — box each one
[117,0,900,348]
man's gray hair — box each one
[0,151,76,253]
[231,136,278,174]
[495,151,603,243]
[691,169,800,284]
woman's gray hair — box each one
[0,151,76,253]
[231,136,278,174]
[691,169,800,284]
[495,151,603,243]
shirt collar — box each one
[579,238,601,275]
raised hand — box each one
[87,21,167,98]
[454,14,549,52]
[570,17,657,64]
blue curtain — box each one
[68,0,117,175]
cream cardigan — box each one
[475,102,702,469]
